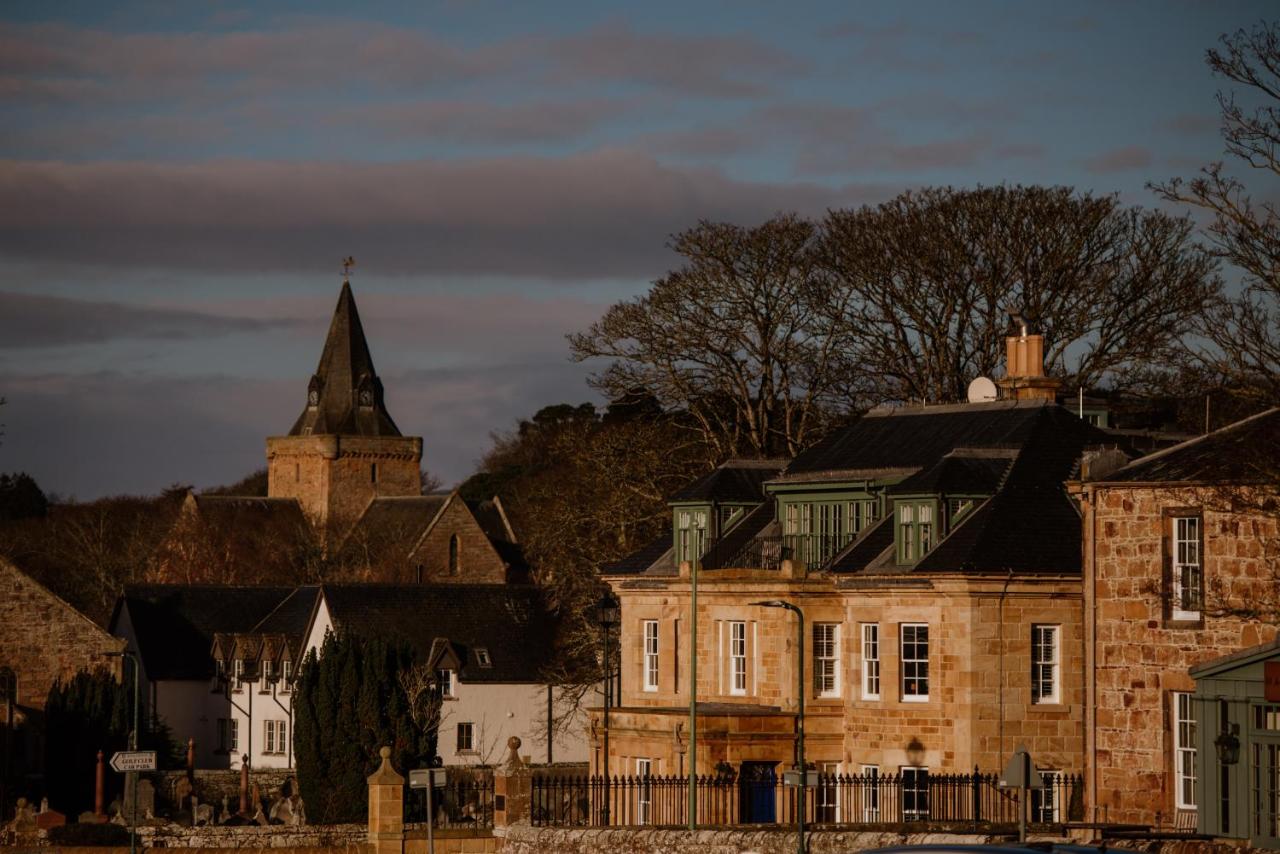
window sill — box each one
[1030,701,1067,712]
[901,695,930,703]
[860,695,882,702]
[642,686,658,693]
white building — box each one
[302,584,589,766]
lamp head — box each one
[596,592,620,628]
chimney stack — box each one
[996,316,1059,402]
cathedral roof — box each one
[288,282,402,437]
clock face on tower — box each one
[308,389,320,406]
[359,389,373,406]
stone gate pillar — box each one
[367,746,404,854]
[493,736,531,829]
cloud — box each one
[1160,113,1218,136]
[331,98,631,145]
[1082,145,1154,174]
[0,151,877,278]
[0,291,297,349]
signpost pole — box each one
[426,781,434,854]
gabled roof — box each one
[886,450,1016,496]
[1098,407,1280,484]
[1190,636,1280,679]
[115,585,297,680]
[601,534,674,576]
[348,495,449,549]
[317,584,554,683]
[671,460,788,503]
[288,282,401,437]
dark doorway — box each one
[738,761,777,824]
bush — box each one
[47,822,131,846]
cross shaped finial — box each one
[342,256,355,283]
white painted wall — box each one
[439,682,589,767]
[223,675,294,770]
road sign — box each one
[782,770,819,787]
[110,750,157,773]
[409,768,447,789]
[998,744,1045,789]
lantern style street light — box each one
[1216,722,1241,766]
[752,600,806,854]
[596,592,619,824]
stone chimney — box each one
[996,315,1060,402]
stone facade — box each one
[267,435,422,537]
[0,558,124,711]
[407,499,508,585]
[601,559,1083,783]
[1078,481,1280,826]
[499,825,1008,854]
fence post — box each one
[367,746,404,854]
[494,736,532,832]
[972,766,981,824]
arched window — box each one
[448,535,460,575]
[415,564,424,584]
[370,463,378,484]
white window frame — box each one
[901,765,929,820]
[1172,516,1203,621]
[636,758,653,824]
[1031,770,1062,822]
[813,623,840,698]
[456,721,474,753]
[1173,692,1198,810]
[643,620,660,692]
[860,764,880,822]
[817,761,840,822]
[438,668,456,699]
[1031,624,1060,705]
[900,623,929,702]
[729,621,747,696]
[281,660,293,692]
[264,720,275,754]
[278,719,287,755]
[861,624,881,700]
[233,658,245,691]
[228,718,239,752]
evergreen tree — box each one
[293,632,436,823]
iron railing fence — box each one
[531,770,1083,829]
[699,536,790,571]
[405,771,494,829]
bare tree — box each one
[818,186,1221,404]
[570,215,862,460]
[1153,21,1280,405]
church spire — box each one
[288,279,402,437]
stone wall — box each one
[409,499,507,585]
[0,558,123,711]
[498,824,1006,854]
[137,822,367,849]
[151,769,295,812]
[1085,484,1280,825]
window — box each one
[281,660,293,692]
[636,758,653,824]
[817,762,840,822]
[0,668,14,705]
[901,624,929,701]
[233,658,245,690]
[1031,625,1060,704]
[449,535,460,575]
[676,510,708,568]
[729,621,747,695]
[416,564,424,584]
[260,660,273,692]
[294,462,300,482]
[860,765,880,821]
[218,718,239,752]
[1031,771,1062,822]
[813,623,839,698]
[265,719,284,754]
[438,669,455,699]
[897,502,935,563]
[901,766,929,820]
[456,722,474,753]
[476,648,492,668]
[780,499,878,568]
[1171,515,1203,620]
[643,620,660,692]
[861,624,881,700]
[370,463,378,484]
[1174,692,1197,810]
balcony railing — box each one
[698,533,859,572]
[531,770,1083,828]
[405,771,494,829]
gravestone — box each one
[122,777,156,824]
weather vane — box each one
[342,256,355,283]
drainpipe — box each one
[998,568,1014,762]
[1083,484,1099,820]
[268,681,293,769]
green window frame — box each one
[896,499,936,564]
[674,507,708,568]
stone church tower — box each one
[266,282,422,534]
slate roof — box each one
[886,451,1015,496]
[466,497,527,572]
[601,534,674,576]
[288,282,402,437]
[252,585,322,640]
[347,495,448,548]
[116,585,297,680]
[671,460,788,503]
[1098,407,1280,484]
[318,584,555,683]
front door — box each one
[738,761,777,824]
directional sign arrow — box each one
[109,750,157,773]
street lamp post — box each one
[596,593,619,825]
[752,600,806,854]
[106,650,140,854]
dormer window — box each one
[437,668,456,699]
[675,509,708,569]
[896,500,936,564]
[475,648,491,668]
[233,658,245,690]
[281,660,293,692]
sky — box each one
[0,0,1271,499]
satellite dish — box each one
[967,376,998,403]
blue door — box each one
[739,761,777,823]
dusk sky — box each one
[0,0,1270,499]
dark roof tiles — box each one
[671,460,788,503]
[1101,408,1280,484]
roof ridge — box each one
[1107,406,1279,479]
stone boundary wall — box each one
[498,825,1006,854]
[151,770,297,809]
[136,822,367,849]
